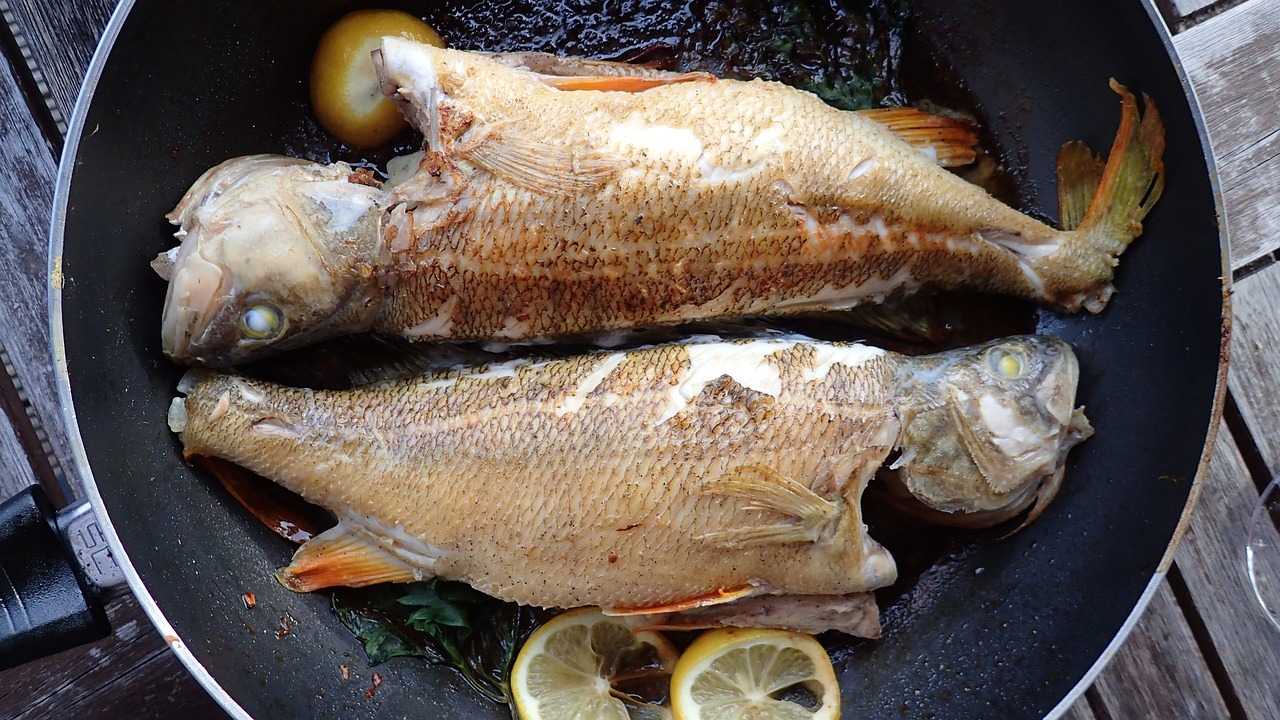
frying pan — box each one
[0,0,1227,717]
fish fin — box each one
[1004,408,1093,535]
[842,293,946,345]
[1072,81,1166,259]
[696,464,842,547]
[537,71,715,93]
[485,51,684,80]
[275,523,419,592]
[859,107,979,167]
[1034,81,1164,312]
[697,523,829,547]
[602,583,763,616]
[632,592,883,638]
[1056,142,1105,231]
[457,127,623,195]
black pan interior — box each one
[59,0,1223,717]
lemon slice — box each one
[512,608,678,720]
[310,10,443,148]
[670,628,840,720]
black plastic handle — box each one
[0,485,110,671]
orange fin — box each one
[859,107,979,167]
[275,523,419,592]
[539,72,715,93]
[601,583,762,616]
[1075,80,1165,249]
[1056,141,1105,231]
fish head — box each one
[155,155,386,366]
[886,335,1093,528]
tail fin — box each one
[1053,80,1165,310]
[1056,142,1104,232]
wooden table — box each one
[2,1,1278,717]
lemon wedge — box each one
[310,10,443,148]
[511,608,679,720]
[670,628,840,720]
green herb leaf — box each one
[332,580,547,705]
[331,587,448,666]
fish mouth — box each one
[159,230,235,362]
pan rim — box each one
[45,1,254,719]
[43,1,1231,719]
[1043,0,1233,715]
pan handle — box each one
[0,485,116,671]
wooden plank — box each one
[1063,696,1100,720]
[0,38,76,491]
[1168,0,1225,20]
[3,0,116,133]
[1224,267,1280,471]
[1089,581,1230,718]
[1171,429,1280,719]
[1,0,119,495]
[0,373,38,499]
[1174,0,1280,269]
[1172,0,1228,19]
[0,593,225,720]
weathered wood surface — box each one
[1226,267,1280,470]
[1090,581,1232,718]
[0,0,78,492]
[1167,0,1224,20]
[1171,420,1280,718]
[1,0,1278,718]
[1061,701,1099,720]
[1173,0,1280,269]
[3,0,116,136]
[0,594,225,720]
[0,9,61,499]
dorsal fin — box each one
[538,72,716,93]
[859,107,979,167]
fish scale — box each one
[173,334,1090,635]
[156,43,1162,365]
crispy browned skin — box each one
[174,335,1090,634]
[180,339,900,610]
[157,43,1162,366]
[375,40,1163,340]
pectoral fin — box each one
[859,107,979,167]
[275,523,419,592]
[602,583,763,616]
[696,464,843,547]
[458,127,623,195]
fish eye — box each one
[986,346,1026,380]
[241,304,284,340]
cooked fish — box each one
[170,334,1091,636]
[157,39,1162,367]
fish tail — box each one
[1055,80,1165,311]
